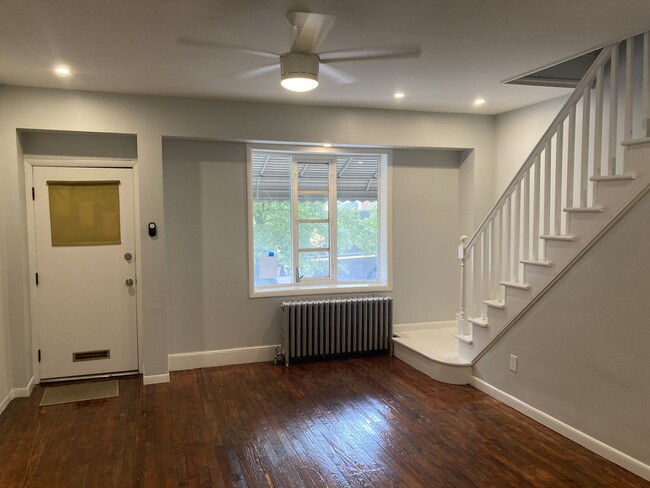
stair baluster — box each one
[456,33,650,358]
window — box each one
[248,145,391,297]
[47,180,121,246]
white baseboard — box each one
[0,390,12,415]
[0,376,36,416]
[393,320,456,333]
[471,377,650,482]
[12,376,35,398]
[168,345,279,372]
[142,373,170,385]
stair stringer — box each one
[460,142,650,363]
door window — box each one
[47,180,121,246]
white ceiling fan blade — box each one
[319,44,421,63]
[287,11,336,54]
[319,64,357,85]
[231,64,279,80]
[177,37,279,59]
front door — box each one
[32,166,138,380]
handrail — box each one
[463,43,618,252]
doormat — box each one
[39,380,118,406]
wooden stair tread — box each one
[590,173,636,181]
[521,259,553,267]
[483,299,505,310]
[455,334,473,344]
[467,316,488,327]
[500,281,531,290]
[540,235,576,241]
[563,206,604,213]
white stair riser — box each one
[459,339,479,362]
[544,239,581,268]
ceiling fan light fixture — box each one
[281,74,319,92]
[280,53,320,92]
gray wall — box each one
[475,190,650,465]
[495,95,569,194]
[163,140,461,354]
[0,84,497,391]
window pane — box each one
[336,156,379,281]
[48,181,121,246]
[252,153,292,285]
[299,252,330,279]
[298,198,328,220]
[297,162,328,191]
[298,223,329,249]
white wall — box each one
[474,190,650,466]
[0,85,497,386]
[163,141,461,354]
[495,95,568,194]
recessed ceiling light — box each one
[322,143,333,148]
[54,65,71,77]
[474,98,487,106]
[394,92,405,99]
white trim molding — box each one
[0,391,13,416]
[246,144,393,299]
[142,373,170,385]
[393,320,457,333]
[0,376,36,416]
[12,376,36,398]
[471,377,650,482]
[168,345,279,372]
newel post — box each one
[458,235,468,332]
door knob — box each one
[125,278,134,287]
[124,253,133,261]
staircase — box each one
[395,30,650,382]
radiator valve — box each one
[273,345,285,366]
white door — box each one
[32,166,138,380]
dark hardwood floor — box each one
[0,356,646,487]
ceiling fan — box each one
[178,11,421,92]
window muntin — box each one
[249,146,389,295]
[294,160,334,281]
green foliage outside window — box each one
[253,200,378,280]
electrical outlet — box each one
[509,354,518,372]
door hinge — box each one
[38,349,41,362]
[35,273,39,286]
[32,187,35,200]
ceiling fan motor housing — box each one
[280,53,320,82]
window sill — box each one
[250,282,392,299]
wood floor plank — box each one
[0,356,648,487]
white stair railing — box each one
[458,31,650,343]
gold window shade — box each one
[48,180,121,246]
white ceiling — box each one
[2,0,650,115]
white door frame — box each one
[24,158,143,383]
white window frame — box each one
[292,155,337,285]
[247,144,392,298]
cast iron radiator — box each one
[279,297,393,365]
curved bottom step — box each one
[393,328,471,385]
